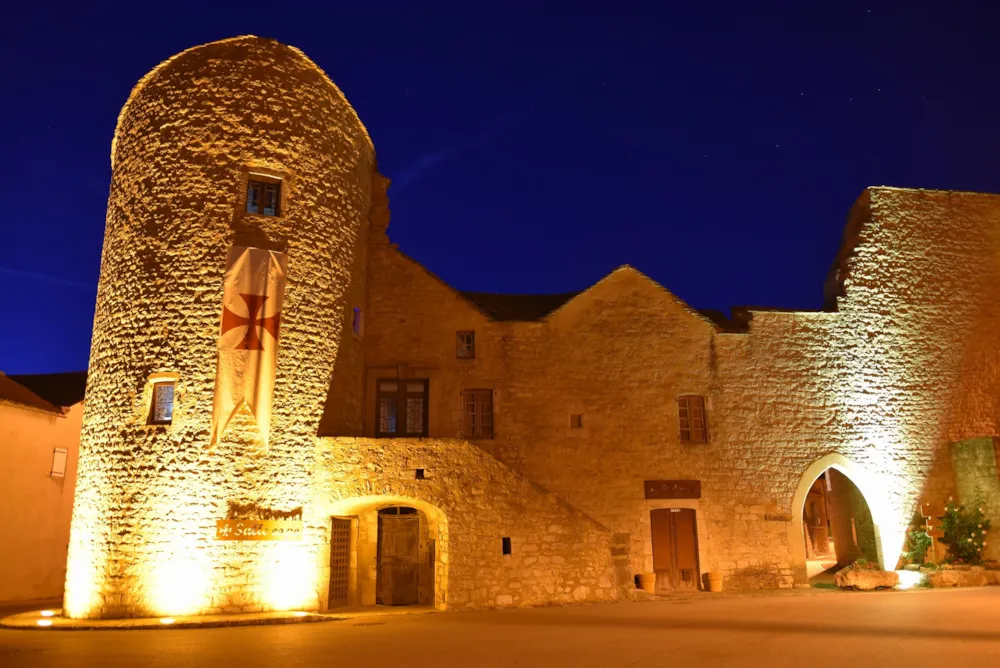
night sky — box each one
[4,2,999,374]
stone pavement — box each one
[2,588,1000,667]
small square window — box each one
[570,414,583,429]
[246,177,281,216]
[352,307,363,337]
[50,448,68,478]
[502,537,512,555]
[457,331,475,359]
[415,468,425,480]
[149,382,175,425]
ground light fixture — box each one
[293,611,308,617]
[160,618,175,625]
[37,619,52,627]
[40,610,55,617]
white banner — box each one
[210,246,288,445]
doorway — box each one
[377,507,421,605]
[801,468,878,586]
[650,508,700,591]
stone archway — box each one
[325,495,448,610]
[789,454,899,580]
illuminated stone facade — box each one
[67,35,1000,619]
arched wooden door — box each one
[650,508,700,591]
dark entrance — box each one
[328,517,352,608]
[650,508,699,591]
[376,507,420,605]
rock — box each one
[835,567,900,590]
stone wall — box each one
[951,438,1000,561]
[312,437,624,610]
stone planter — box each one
[637,573,656,593]
[834,567,899,590]
[706,572,724,593]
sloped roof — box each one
[8,371,87,408]
[460,291,581,322]
[0,374,63,414]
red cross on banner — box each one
[210,246,288,446]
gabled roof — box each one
[0,374,64,414]
[459,291,581,322]
[8,371,87,408]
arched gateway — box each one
[789,454,901,579]
[325,496,448,610]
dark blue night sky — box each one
[4,2,999,374]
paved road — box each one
[3,588,1000,667]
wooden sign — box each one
[215,519,302,541]
[644,480,701,500]
[765,514,793,522]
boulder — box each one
[835,567,899,590]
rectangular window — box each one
[570,414,583,429]
[376,379,428,437]
[246,176,281,216]
[50,448,68,478]
[149,382,175,425]
[463,389,493,439]
[677,395,707,442]
[456,331,475,359]
[502,536,512,555]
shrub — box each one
[904,529,932,564]
[847,557,882,571]
[939,496,991,565]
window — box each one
[376,379,428,437]
[677,395,707,442]
[50,448,68,478]
[456,331,475,359]
[570,414,583,429]
[246,176,281,216]
[352,307,363,337]
[502,536,512,555]
[415,468,425,480]
[149,382,175,425]
[463,389,493,439]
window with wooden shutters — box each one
[463,389,493,439]
[677,396,708,443]
[376,379,429,437]
[246,175,281,216]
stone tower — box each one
[65,36,375,619]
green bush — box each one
[904,529,932,564]
[939,496,991,565]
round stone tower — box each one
[65,36,375,619]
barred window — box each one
[677,395,707,443]
[376,379,428,437]
[457,331,475,359]
[463,389,493,439]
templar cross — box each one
[221,293,281,350]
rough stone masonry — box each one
[65,34,1000,619]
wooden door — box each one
[328,518,351,608]
[650,508,699,591]
[377,514,420,605]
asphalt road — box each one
[3,588,1000,667]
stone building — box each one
[64,35,1000,619]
